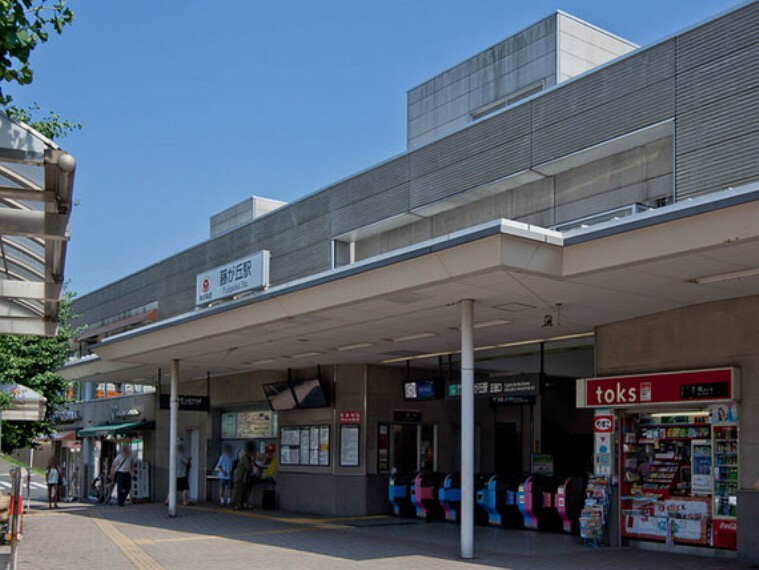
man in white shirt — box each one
[109,445,134,507]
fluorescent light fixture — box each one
[691,267,759,285]
[334,342,373,351]
[475,319,512,329]
[493,302,536,312]
[291,351,323,359]
[244,358,276,366]
[650,411,709,418]
[387,332,436,342]
[381,331,594,363]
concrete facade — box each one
[406,12,636,149]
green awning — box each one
[77,420,154,437]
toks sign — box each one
[576,368,737,408]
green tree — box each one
[0,0,74,106]
[5,101,81,139]
[0,294,78,452]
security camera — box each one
[542,314,553,328]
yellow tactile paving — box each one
[88,510,164,570]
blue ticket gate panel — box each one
[476,474,525,528]
[437,473,460,522]
[388,472,415,517]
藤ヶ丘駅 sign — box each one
[195,251,270,306]
[576,368,736,408]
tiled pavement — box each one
[0,502,753,569]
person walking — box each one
[176,444,192,506]
[214,444,234,506]
[45,456,64,509]
[109,445,134,507]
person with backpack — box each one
[45,456,64,509]
[231,442,258,509]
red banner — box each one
[580,368,734,408]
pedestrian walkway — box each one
[0,502,750,569]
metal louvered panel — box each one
[409,104,532,179]
[676,43,759,114]
[533,79,674,164]
[330,182,411,235]
[675,2,759,73]
[677,90,759,155]
[326,155,410,212]
[410,135,531,208]
[532,41,675,130]
[676,132,759,200]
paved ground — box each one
[0,500,752,569]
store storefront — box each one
[577,368,740,551]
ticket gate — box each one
[437,473,460,522]
[517,475,566,532]
[388,472,415,517]
[411,472,445,521]
[476,474,525,528]
[555,477,586,534]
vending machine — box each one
[690,439,712,496]
[712,424,738,549]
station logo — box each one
[201,277,210,292]
[593,415,614,433]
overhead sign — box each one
[449,373,542,400]
[393,410,422,424]
[159,395,211,412]
[195,251,270,306]
[577,368,736,408]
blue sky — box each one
[11,0,743,294]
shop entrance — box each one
[391,423,437,472]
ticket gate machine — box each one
[388,472,416,517]
[555,477,586,534]
[517,475,566,532]
[437,473,460,522]
[411,472,445,521]
[476,474,525,528]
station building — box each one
[60,4,759,563]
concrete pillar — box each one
[460,299,475,559]
[168,359,179,517]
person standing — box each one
[176,444,192,506]
[231,443,255,510]
[45,456,64,509]
[109,445,134,507]
[214,444,234,506]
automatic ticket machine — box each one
[476,474,525,528]
[411,472,445,521]
[388,472,416,517]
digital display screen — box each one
[680,382,729,400]
[262,382,297,411]
[403,379,439,401]
[291,378,329,408]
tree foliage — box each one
[0,295,78,452]
[0,0,74,105]
[5,101,81,139]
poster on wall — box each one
[340,424,360,467]
[709,402,738,424]
[221,413,237,439]
[309,426,320,465]
[236,411,274,438]
[319,426,330,466]
[300,428,310,461]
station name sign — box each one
[195,251,270,306]
[576,368,737,408]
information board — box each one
[236,411,274,438]
[340,424,360,467]
[221,413,237,439]
[279,425,330,466]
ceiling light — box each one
[334,342,373,351]
[244,358,276,366]
[493,302,536,312]
[650,411,709,418]
[690,267,759,285]
[475,319,512,329]
[380,331,595,363]
[387,332,436,342]
[291,351,324,359]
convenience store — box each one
[578,367,742,552]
